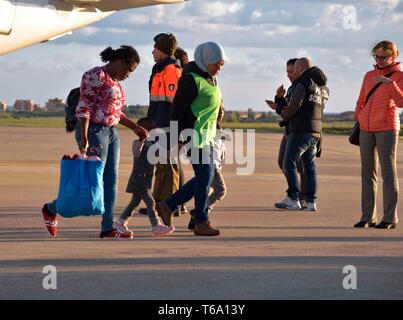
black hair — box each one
[153,33,165,42]
[287,58,298,66]
[174,47,189,67]
[100,45,140,65]
[137,117,156,132]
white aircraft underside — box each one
[0,0,186,55]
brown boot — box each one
[194,221,220,236]
[156,201,173,226]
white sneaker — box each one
[301,200,317,211]
[275,197,301,210]
[113,218,134,237]
[152,224,175,237]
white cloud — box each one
[199,1,244,18]
[127,13,150,25]
[367,0,400,10]
[316,4,345,31]
[1,0,402,113]
[79,26,99,36]
[250,9,263,22]
[105,27,130,34]
[265,25,301,36]
[392,13,403,22]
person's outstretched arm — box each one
[119,117,148,141]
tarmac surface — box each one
[0,126,402,300]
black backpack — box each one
[65,87,80,132]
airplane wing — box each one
[0,0,188,55]
[62,0,187,12]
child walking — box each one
[114,117,175,237]
[188,126,228,230]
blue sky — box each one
[0,0,402,112]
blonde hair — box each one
[372,40,399,58]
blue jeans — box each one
[47,122,120,232]
[282,133,319,201]
[165,146,214,224]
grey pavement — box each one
[0,128,402,299]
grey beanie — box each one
[194,42,226,73]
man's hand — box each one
[276,85,286,98]
[265,100,277,110]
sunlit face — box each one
[286,64,295,82]
[373,48,395,69]
[207,60,225,76]
[117,60,137,81]
[152,47,168,63]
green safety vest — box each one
[190,72,222,148]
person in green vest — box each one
[156,41,226,236]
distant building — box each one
[45,98,65,112]
[14,99,35,112]
[238,111,248,121]
[33,104,42,112]
[0,101,7,111]
[247,108,256,120]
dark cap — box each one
[154,33,177,56]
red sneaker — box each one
[100,229,133,239]
[41,204,57,237]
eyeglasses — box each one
[373,54,390,61]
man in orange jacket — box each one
[147,33,182,207]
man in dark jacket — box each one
[267,58,308,205]
[147,33,182,206]
[275,57,329,211]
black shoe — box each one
[375,221,397,229]
[188,209,196,230]
[138,208,147,216]
[173,206,188,217]
[188,218,196,230]
[353,220,377,228]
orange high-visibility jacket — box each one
[148,58,182,128]
[355,62,403,132]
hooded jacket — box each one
[355,62,403,132]
[282,66,329,135]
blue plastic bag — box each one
[56,158,105,218]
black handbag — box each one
[349,121,360,146]
[349,71,395,146]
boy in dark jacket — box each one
[114,117,175,237]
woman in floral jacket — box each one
[42,45,148,239]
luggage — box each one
[56,155,105,218]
